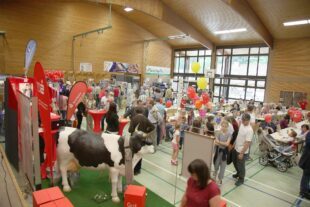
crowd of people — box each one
[52,80,310,205]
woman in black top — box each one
[106,102,119,134]
[76,102,86,129]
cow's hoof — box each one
[63,185,71,192]
[112,197,120,203]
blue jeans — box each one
[165,124,174,140]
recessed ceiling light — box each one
[124,6,133,12]
[283,19,309,26]
[214,28,247,35]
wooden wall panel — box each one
[0,1,172,81]
[266,37,310,109]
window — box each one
[173,48,212,91]
[231,56,248,75]
[213,46,269,102]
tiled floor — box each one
[134,141,310,207]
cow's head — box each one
[129,125,155,155]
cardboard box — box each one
[124,185,146,207]
[54,197,74,207]
[33,187,64,207]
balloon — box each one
[292,110,303,123]
[201,93,210,104]
[195,100,202,109]
[288,107,297,118]
[264,114,272,123]
[187,86,196,99]
[191,62,200,73]
[87,86,92,93]
[199,109,206,118]
[166,100,172,108]
[197,77,208,89]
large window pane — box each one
[260,47,269,54]
[230,79,246,86]
[231,56,248,75]
[216,56,223,75]
[255,88,265,102]
[172,81,178,91]
[205,50,212,56]
[233,48,249,55]
[189,57,198,73]
[214,78,221,84]
[187,50,198,56]
[258,56,268,76]
[174,58,179,73]
[204,57,211,70]
[214,86,220,96]
[179,57,185,73]
[248,80,255,87]
[250,47,259,54]
[216,49,223,55]
[199,50,205,56]
[198,57,205,74]
[229,87,245,99]
[257,80,265,87]
[246,88,255,100]
[248,56,258,76]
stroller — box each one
[258,134,295,172]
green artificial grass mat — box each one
[42,169,173,207]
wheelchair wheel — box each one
[277,162,287,172]
[259,155,268,166]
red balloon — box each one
[288,107,296,118]
[264,114,272,123]
[166,100,172,108]
[201,93,210,104]
[87,86,93,93]
[195,100,202,109]
[187,87,196,99]
[292,110,303,123]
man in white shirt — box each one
[232,113,254,186]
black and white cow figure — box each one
[57,126,154,203]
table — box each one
[88,109,107,133]
[119,118,130,136]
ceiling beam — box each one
[222,0,273,48]
[161,4,213,49]
[90,0,214,49]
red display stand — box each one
[39,113,61,179]
[124,185,146,207]
[88,109,107,133]
[119,118,130,136]
[32,187,64,207]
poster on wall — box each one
[80,63,92,72]
[205,69,215,78]
[145,66,170,76]
[104,61,140,74]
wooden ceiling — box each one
[248,0,310,39]
[87,0,310,48]
[112,5,199,47]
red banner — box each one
[66,81,88,120]
[33,62,53,176]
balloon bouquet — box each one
[185,62,212,117]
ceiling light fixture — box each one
[214,28,247,35]
[283,19,310,26]
[167,34,188,40]
[124,6,133,12]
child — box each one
[171,124,180,166]
[179,116,189,150]
[213,120,231,185]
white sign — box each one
[205,69,215,78]
[80,63,92,72]
[146,66,170,76]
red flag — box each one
[66,81,88,120]
[33,62,53,176]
